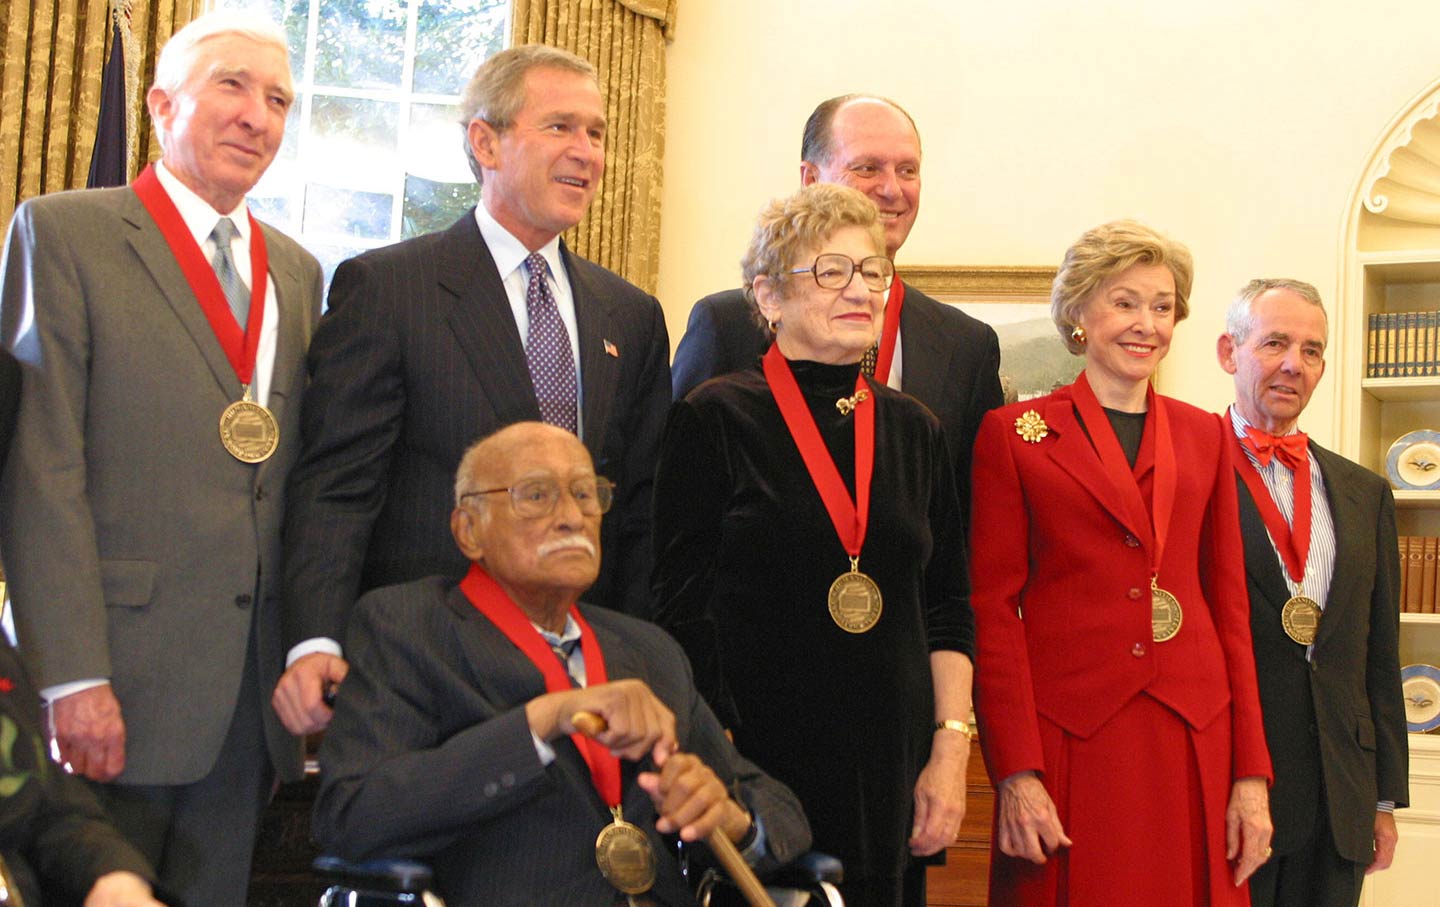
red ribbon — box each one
[1071,373,1177,581]
[1229,414,1313,585]
[459,563,620,806]
[132,164,268,386]
[762,344,874,560]
[872,277,905,384]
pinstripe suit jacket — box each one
[1237,442,1408,863]
[0,186,321,784]
[313,576,812,906]
[282,211,671,647]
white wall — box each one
[656,0,1440,444]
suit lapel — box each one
[894,281,948,401]
[257,224,304,483]
[1043,393,1149,541]
[1235,477,1295,616]
[1310,444,1363,650]
[437,213,541,424]
[121,192,242,400]
[566,244,618,453]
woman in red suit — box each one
[970,220,1273,906]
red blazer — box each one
[970,384,1271,786]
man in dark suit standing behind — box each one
[276,46,671,737]
[671,94,1003,505]
[0,12,322,904]
[1217,279,1408,907]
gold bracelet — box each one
[934,719,976,740]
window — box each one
[219,0,509,280]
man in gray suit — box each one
[0,11,322,905]
[1217,279,1408,907]
[314,422,810,906]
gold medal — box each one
[828,557,883,633]
[1151,581,1182,643]
[219,385,278,464]
[594,806,656,895]
[1281,595,1322,646]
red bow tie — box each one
[1241,426,1309,470]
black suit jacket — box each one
[671,282,1003,513]
[283,211,671,642]
[0,640,160,906]
[313,577,812,907]
[1237,441,1408,863]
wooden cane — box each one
[570,710,777,907]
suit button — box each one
[501,772,516,788]
[234,593,252,609]
[483,782,499,797]
[1132,643,1146,657]
[1123,534,1140,548]
[1127,588,1142,600]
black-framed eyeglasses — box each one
[460,476,615,519]
[790,254,894,292]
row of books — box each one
[1401,536,1440,613]
[1367,311,1440,377]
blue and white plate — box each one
[1401,664,1440,733]
[1386,430,1440,490]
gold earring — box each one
[768,320,778,332]
[1070,325,1087,345]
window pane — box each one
[304,183,394,240]
[413,0,506,95]
[402,175,478,238]
[404,102,472,183]
[212,0,310,82]
[315,0,407,89]
[309,96,402,185]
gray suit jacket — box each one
[1237,441,1409,863]
[314,576,812,906]
[0,185,322,785]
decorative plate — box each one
[1386,430,1440,490]
[1401,664,1440,733]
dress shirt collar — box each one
[1228,406,1307,464]
[474,202,563,284]
[154,161,252,250]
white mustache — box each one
[537,535,597,558]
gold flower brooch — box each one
[1014,410,1048,443]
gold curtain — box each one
[511,0,675,295]
[0,0,200,229]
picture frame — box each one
[904,265,1083,404]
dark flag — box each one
[87,10,127,188]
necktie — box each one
[859,342,879,377]
[524,252,578,434]
[209,217,249,328]
[1242,425,1313,546]
[550,637,581,687]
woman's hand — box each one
[908,730,969,856]
[1225,775,1272,886]
[996,771,1072,864]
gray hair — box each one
[1226,278,1328,346]
[800,94,920,166]
[458,44,599,184]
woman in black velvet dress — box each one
[652,184,975,907]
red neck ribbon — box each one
[1228,412,1313,584]
[132,164,268,386]
[872,277,906,384]
[1072,372,1176,579]
[458,562,619,806]
[762,344,874,559]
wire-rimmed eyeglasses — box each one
[460,476,615,519]
[789,253,895,292]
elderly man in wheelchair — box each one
[311,423,839,906]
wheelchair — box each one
[314,849,844,906]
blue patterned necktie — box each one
[524,252,578,434]
[209,217,249,327]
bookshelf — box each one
[1340,78,1440,907]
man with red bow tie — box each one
[1217,278,1408,907]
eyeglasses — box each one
[790,254,895,292]
[460,476,615,519]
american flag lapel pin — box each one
[603,339,619,358]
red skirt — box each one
[988,693,1250,907]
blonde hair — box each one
[1051,220,1193,354]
